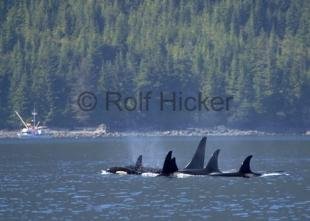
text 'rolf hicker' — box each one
[77,91,233,112]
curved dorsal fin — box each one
[161,151,173,175]
[239,155,253,174]
[205,149,221,173]
[184,136,207,169]
[135,155,142,170]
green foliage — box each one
[0,0,309,131]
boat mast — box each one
[32,105,37,128]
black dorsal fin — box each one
[161,151,173,175]
[239,155,253,174]
[205,149,221,173]
[135,155,142,170]
[184,136,207,169]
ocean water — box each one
[0,136,309,220]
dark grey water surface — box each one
[0,136,309,220]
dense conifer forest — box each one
[0,0,309,131]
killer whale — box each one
[141,136,207,174]
[106,155,143,174]
[210,155,263,178]
[107,151,178,176]
[155,137,207,176]
[178,149,221,175]
[159,151,179,176]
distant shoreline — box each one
[0,127,309,139]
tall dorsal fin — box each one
[161,151,173,175]
[135,155,142,170]
[205,149,221,173]
[239,155,253,174]
[184,136,207,169]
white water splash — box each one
[141,172,158,177]
[101,170,110,175]
[261,172,289,177]
[174,172,194,178]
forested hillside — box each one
[0,0,309,131]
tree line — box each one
[0,0,309,131]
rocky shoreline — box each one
[0,126,308,139]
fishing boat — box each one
[15,106,50,138]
